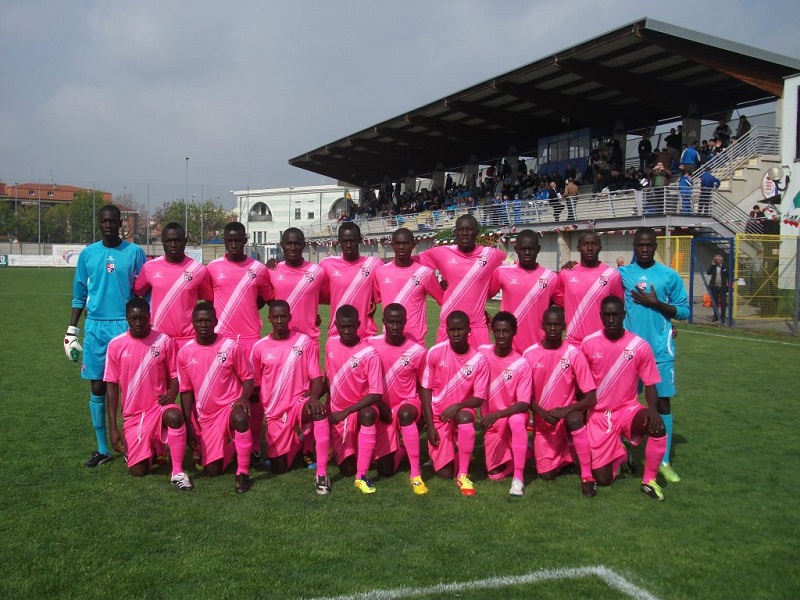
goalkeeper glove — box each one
[64,326,82,362]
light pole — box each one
[184,157,189,233]
[37,179,42,255]
[13,182,18,244]
[191,194,197,245]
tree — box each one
[69,190,110,244]
[153,197,231,245]
[43,205,69,243]
[0,202,14,240]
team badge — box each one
[150,346,160,358]
[247,269,257,280]
[636,282,647,291]
[293,347,303,356]
[349,357,360,368]
[217,351,228,364]
[400,354,410,366]
[411,276,420,286]
[461,365,473,377]
[599,275,608,286]
[360,266,371,278]
[106,260,115,273]
[539,277,548,289]
[305,272,315,283]
[183,271,193,282]
[623,349,634,361]
[560,358,570,370]
[479,255,487,267]
[503,368,513,381]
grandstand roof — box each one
[288,18,800,186]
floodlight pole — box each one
[185,157,189,233]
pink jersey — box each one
[270,260,328,340]
[206,256,274,339]
[132,256,212,339]
[488,263,557,352]
[367,335,426,409]
[373,261,443,344]
[177,337,254,418]
[554,262,623,345]
[523,342,595,410]
[325,337,384,412]
[104,329,176,419]
[251,331,322,417]
[581,330,660,412]
[320,255,382,339]
[418,245,506,342]
[421,342,490,414]
[476,345,533,413]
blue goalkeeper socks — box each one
[89,394,109,455]
[660,412,673,465]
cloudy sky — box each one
[2,0,798,207]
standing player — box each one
[620,227,689,483]
[523,306,598,497]
[374,228,443,345]
[418,214,506,346]
[476,312,533,497]
[581,296,668,501]
[324,305,385,494]
[421,310,490,496]
[206,222,273,464]
[368,303,429,495]
[104,299,192,490]
[250,301,329,492]
[66,204,147,467]
[133,222,212,348]
[270,228,328,341]
[554,231,623,346]
[488,229,557,352]
[320,222,382,339]
[178,303,255,493]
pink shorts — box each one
[123,404,177,467]
[587,403,645,470]
[265,397,310,460]
[483,417,513,473]
[332,413,360,465]
[198,404,236,466]
[236,337,258,367]
[427,407,475,471]
[532,415,573,474]
[374,399,421,459]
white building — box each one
[230,185,360,244]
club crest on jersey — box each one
[623,349,634,361]
[411,276,421,286]
[150,346,160,358]
[400,354,410,366]
[217,351,228,364]
[293,347,303,356]
[106,258,116,273]
[503,368,513,381]
[461,365,474,377]
[360,266,371,278]
[539,277,549,289]
[560,358,570,370]
[247,269,257,280]
[599,275,609,286]
[636,282,647,291]
[478,255,487,267]
[349,357,360,368]
[305,272,315,283]
[183,271,193,282]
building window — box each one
[28,190,35,196]
[295,208,301,220]
[307,211,315,220]
[47,191,54,197]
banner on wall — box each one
[53,245,87,267]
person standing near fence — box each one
[699,171,721,216]
[563,178,579,221]
[706,254,730,324]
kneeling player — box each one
[581,296,668,501]
[369,303,429,494]
[324,305,385,494]
[251,301,329,492]
[421,311,489,496]
[523,306,597,497]
[477,312,533,497]
[105,298,192,490]
[177,303,255,493]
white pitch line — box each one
[306,566,660,600]
[679,328,800,347]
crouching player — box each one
[251,301,328,492]
[581,296,668,501]
[105,298,192,490]
[324,305,385,494]
[523,306,598,497]
[369,303,429,495]
[421,311,489,496]
[477,312,533,497]
[177,303,255,493]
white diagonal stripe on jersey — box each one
[216,266,261,332]
[512,271,553,324]
[285,263,321,308]
[124,332,169,413]
[264,335,308,416]
[383,344,425,390]
[336,257,379,311]
[330,347,374,396]
[538,346,576,407]
[153,261,202,330]
[388,266,430,306]
[196,338,236,414]
[432,353,483,404]
[487,356,528,397]
[595,338,648,400]
[440,248,491,315]
[567,267,616,339]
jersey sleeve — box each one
[421,348,436,389]
[250,342,264,387]
[72,251,89,309]
[177,349,193,393]
[637,342,661,386]
[257,267,274,303]
[197,266,214,302]
[515,361,533,405]
[552,271,565,307]
[132,262,151,296]
[234,342,254,383]
[305,338,322,380]
[608,269,624,300]
[423,269,444,305]
[570,349,596,393]
[668,271,690,321]
[472,356,490,401]
[417,247,440,270]
[487,268,501,299]
[365,351,385,395]
[103,339,120,383]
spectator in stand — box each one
[655,147,672,174]
[548,180,564,222]
[563,177,579,221]
[699,140,713,164]
[746,205,764,234]
[699,170,721,216]
[638,136,653,173]
[678,166,694,214]
[564,162,577,181]
[609,139,623,171]
[736,115,752,139]
[714,120,732,148]
[679,141,701,175]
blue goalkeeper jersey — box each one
[619,262,689,363]
[72,240,147,321]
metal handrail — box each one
[692,125,780,182]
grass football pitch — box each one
[1,268,798,599]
